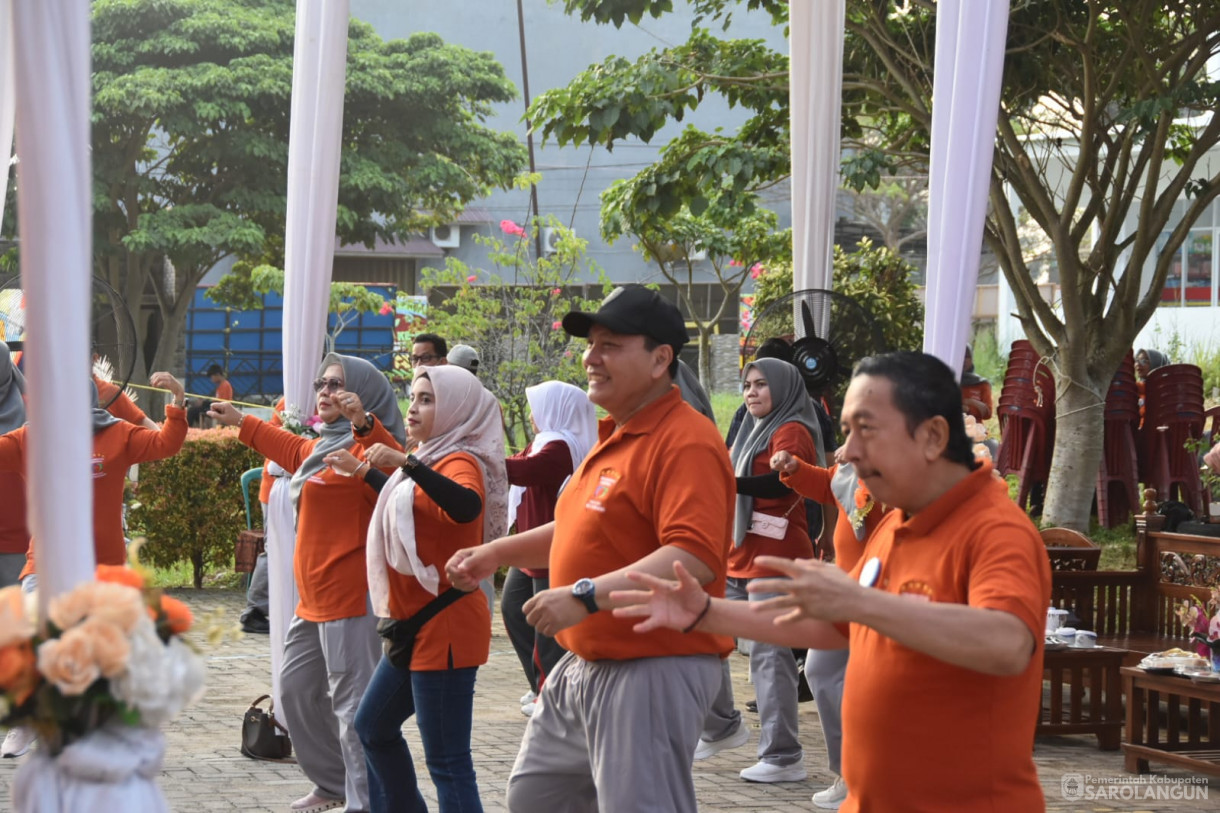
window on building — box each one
[1159,228,1215,307]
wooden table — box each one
[1121,666,1220,777]
[1038,645,1126,749]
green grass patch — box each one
[147,559,244,589]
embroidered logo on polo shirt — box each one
[307,473,327,485]
[91,455,105,479]
[585,468,620,513]
[896,579,934,602]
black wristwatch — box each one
[571,578,598,614]
[354,412,375,436]
[402,454,422,474]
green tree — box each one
[533,0,1220,530]
[419,217,609,447]
[601,186,789,387]
[75,0,526,395]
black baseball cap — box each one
[562,285,689,349]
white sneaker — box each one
[1,727,36,758]
[519,690,536,705]
[812,775,848,809]
[739,759,808,783]
[520,701,536,717]
[692,724,750,760]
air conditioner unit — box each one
[429,224,460,249]
[541,226,570,255]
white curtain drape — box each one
[270,0,350,717]
[922,0,1011,378]
[1,0,16,238]
[789,0,844,298]
[14,0,95,616]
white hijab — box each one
[507,381,598,527]
[367,365,508,614]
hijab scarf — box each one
[367,365,508,613]
[288,353,406,511]
[675,359,715,422]
[0,341,25,433]
[729,358,824,546]
[507,381,598,526]
[90,379,122,434]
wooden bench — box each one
[1041,494,1220,752]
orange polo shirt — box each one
[961,380,993,421]
[239,414,401,623]
[96,377,149,426]
[550,386,734,662]
[780,462,886,572]
[838,461,1050,813]
[257,398,286,505]
[729,421,816,578]
[215,379,234,402]
[380,452,491,671]
[1,406,188,576]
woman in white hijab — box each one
[501,381,597,714]
[328,365,507,813]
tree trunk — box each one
[1040,376,1107,531]
[697,327,714,392]
[192,550,204,590]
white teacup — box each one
[1055,627,1077,644]
[1074,630,1097,649]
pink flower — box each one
[729,259,743,267]
[499,220,526,238]
[749,263,765,280]
[378,302,393,316]
[305,415,321,429]
[551,288,562,296]
[466,275,477,283]
[552,321,562,331]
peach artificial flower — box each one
[0,586,35,648]
[0,641,38,703]
[37,629,101,696]
[48,582,145,634]
[79,618,131,678]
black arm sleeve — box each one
[363,467,389,493]
[736,471,793,499]
[406,459,483,523]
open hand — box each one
[610,560,708,634]
[149,371,185,405]
[323,448,363,477]
[749,555,862,625]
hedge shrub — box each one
[129,427,262,588]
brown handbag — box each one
[240,694,293,761]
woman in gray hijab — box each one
[0,341,27,588]
[695,357,824,783]
[209,353,406,813]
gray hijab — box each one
[675,359,715,422]
[729,358,824,546]
[91,379,122,434]
[288,353,407,511]
[0,341,25,433]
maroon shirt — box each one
[505,440,573,578]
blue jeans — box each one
[354,656,482,813]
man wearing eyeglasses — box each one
[410,333,450,369]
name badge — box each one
[858,557,881,588]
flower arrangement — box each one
[277,403,321,438]
[0,564,205,754]
[964,413,992,462]
[847,481,874,532]
[1175,589,1220,665]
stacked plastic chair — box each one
[1139,363,1206,514]
[996,340,1056,513]
[1094,351,1141,528]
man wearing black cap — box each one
[446,285,735,812]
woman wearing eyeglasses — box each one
[209,354,406,813]
[325,365,507,813]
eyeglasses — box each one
[312,377,344,393]
[410,353,440,367]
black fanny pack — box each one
[376,587,466,669]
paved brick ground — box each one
[2,589,1215,811]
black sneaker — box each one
[241,609,270,634]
